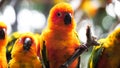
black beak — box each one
[0,28,5,39]
[64,13,72,25]
[23,37,32,51]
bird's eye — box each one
[57,12,62,17]
[23,37,32,51]
[0,28,5,39]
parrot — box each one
[8,32,42,68]
[6,32,21,62]
[40,2,80,68]
[0,21,8,68]
[88,28,120,68]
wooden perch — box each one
[60,26,99,68]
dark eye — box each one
[0,28,5,39]
[57,12,62,17]
[23,37,32,51]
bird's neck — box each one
[13,53,37,62]
[42,28,75,41]
[0,47,7,62]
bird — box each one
[8,32,42,68]
[88,28,120,68]
[40,2,81,68]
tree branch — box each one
[60,26,99,68]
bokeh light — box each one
[17,9,46,32]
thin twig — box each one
[60,26,99,68]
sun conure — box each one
[88,28,120,68]
[0,21,8,68]
[8,32,42,68]
[40,2,80,68]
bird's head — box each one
[107,28,120,45]
[48,2,76,31]
[11,33,38,58]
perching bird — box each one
[9,32,42,68]
[40,2,80,68]
[88,28,120,68]
[6,32,21,62]
[0,21,8,68]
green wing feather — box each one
[6,32,21,62]
[88,39,105,68]
[41,41,50,68]
[74,31,81,68]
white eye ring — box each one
[57,12,62,17]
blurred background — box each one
[0,0,120,68]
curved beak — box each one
[23,37,32,51]
[64,13,72,25]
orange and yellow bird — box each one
[9,32,42,68]
[88,28,120,68]
[0,21,8,68]
[40,2,80,68]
